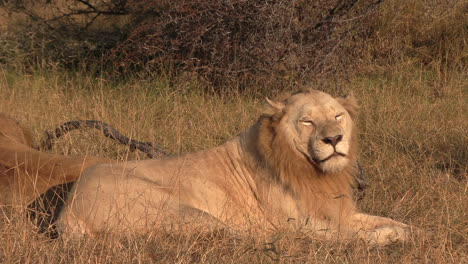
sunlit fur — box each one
[260,90,358,175]
[241,89,360,234]
[57,90,413,245]
[0,113,110,206]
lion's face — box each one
[267,90,356,174]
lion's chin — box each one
[317,155,349,174]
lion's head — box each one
[260,89,358,176]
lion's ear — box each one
[264,98,285,115]
[336,93,359,120]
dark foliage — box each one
[110,0,383,89]
[7,0,464,91]
[2,0,385,90]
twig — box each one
[40,120,169,158]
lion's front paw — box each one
[365,225,410,246]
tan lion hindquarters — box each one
[0,113,34,147]
[0,113,110,206]
[57,90,414,246]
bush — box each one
[368,0,467,70]
[111,0,383,89]
[0,0,129,71]
[0,0,465,91]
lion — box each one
[56,89,413,245]
[0,113,111,206]
[0,113,168,207]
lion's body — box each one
[0,113,110,206]
[58,90,413,245]
[0,113,34,147]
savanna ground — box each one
[0,0,467,263]
[0,65,466,263]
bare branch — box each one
[40,120,169,158]
[76,0,98,12]
[73,0,129,16]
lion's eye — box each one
[300,120,314,126]
[335,113,344,121]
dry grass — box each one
[0,65,466,263]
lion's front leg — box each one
[346,213,412,245]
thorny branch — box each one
[41,120,169,158]
[12,0,129,30]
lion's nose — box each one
[322,135,343,147]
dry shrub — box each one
[0,0,466,91]
[0,25,124,71]
[366,0,467,71]
[111,0,384,90]
[0,0,129,70]
[1,0,386,89]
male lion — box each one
[58,90,412,245]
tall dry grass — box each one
[0,63,466,262]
